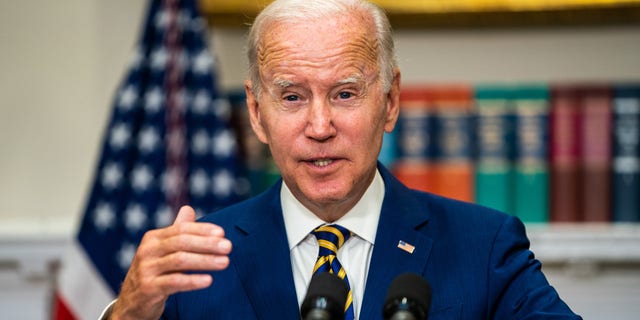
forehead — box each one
[256,14,379,80]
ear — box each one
[383,69,401,133]
[245,80,269,144]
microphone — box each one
[301,272,349,320]
[382,273,432,320]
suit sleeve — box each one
[487,216,582,319]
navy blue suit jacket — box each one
[162,164,580,319]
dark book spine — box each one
[612,85,640,222]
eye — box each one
[338,91,354,99]
[284,94,300,102]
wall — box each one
[1,1,640,319]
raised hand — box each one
[110,206,232,320]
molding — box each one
[527,223,640,265]
[1,221,640,280]
[200,0,640,29]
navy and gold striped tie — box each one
[311,224,354,320]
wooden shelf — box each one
[200,0,640,28]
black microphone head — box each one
[301,272,349,320]
[383,273,432,320]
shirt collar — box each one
[281,169,385,250]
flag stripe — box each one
[57,241,114,320]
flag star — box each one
[212,169,234,197]
[190,169,210,197]
[151,47,168,70]
[138,126,160,153]
[190,17,206,33]
[101,162,123,190]
[155,205,173,228]
[145,87,164,112]
[117,242,136,270]
[129,47,144,70]
[191,90,210,114]
[212,98,231,121]
[212,130,236,158]
[155,9,169,29]
[132,165,154,192]
[93,202,116,232]
[124,204,147,232]
[191,129,210,155]
[191,50,213,74]
[117,85,138,111]
[110,122,131,150]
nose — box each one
[304,99,336,141]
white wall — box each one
[0,0,147,235]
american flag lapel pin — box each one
[397,240,415,254]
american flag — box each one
[53,0,248,319]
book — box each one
[579,85,612,222]
[612,84,640,222]
[513,85,550,223]
[430,85,475,203]
[393,86,436,193]
[474,85,513,213]
[549,85,582,222]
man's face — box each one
[245,14,400,220]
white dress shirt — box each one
[282,169,384,320]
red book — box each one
[580,85,612,222]
[550,85,582,222]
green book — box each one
[474,86,514,213]
[513,85,549,223]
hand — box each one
[110,206,232,320]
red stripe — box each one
[51,293,77,320]
[163,0,188,213]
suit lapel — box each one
[359,167,433,319]
[230,183,300,320]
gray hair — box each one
[246,0,397,97]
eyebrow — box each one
[273,78,294,88]
[337,74,364,85]
[270,73,365,90]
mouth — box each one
[307,158,335,167]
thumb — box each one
[173,205,197,225]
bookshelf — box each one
[200,0,640,28]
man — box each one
[108,0,581,319]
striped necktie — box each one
[311,224,354,320]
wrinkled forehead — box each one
[256,15,380,76]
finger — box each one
[160,233,232,256]
[155,273,213,296]
[173,205,196,225]
[153,251,230,273]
